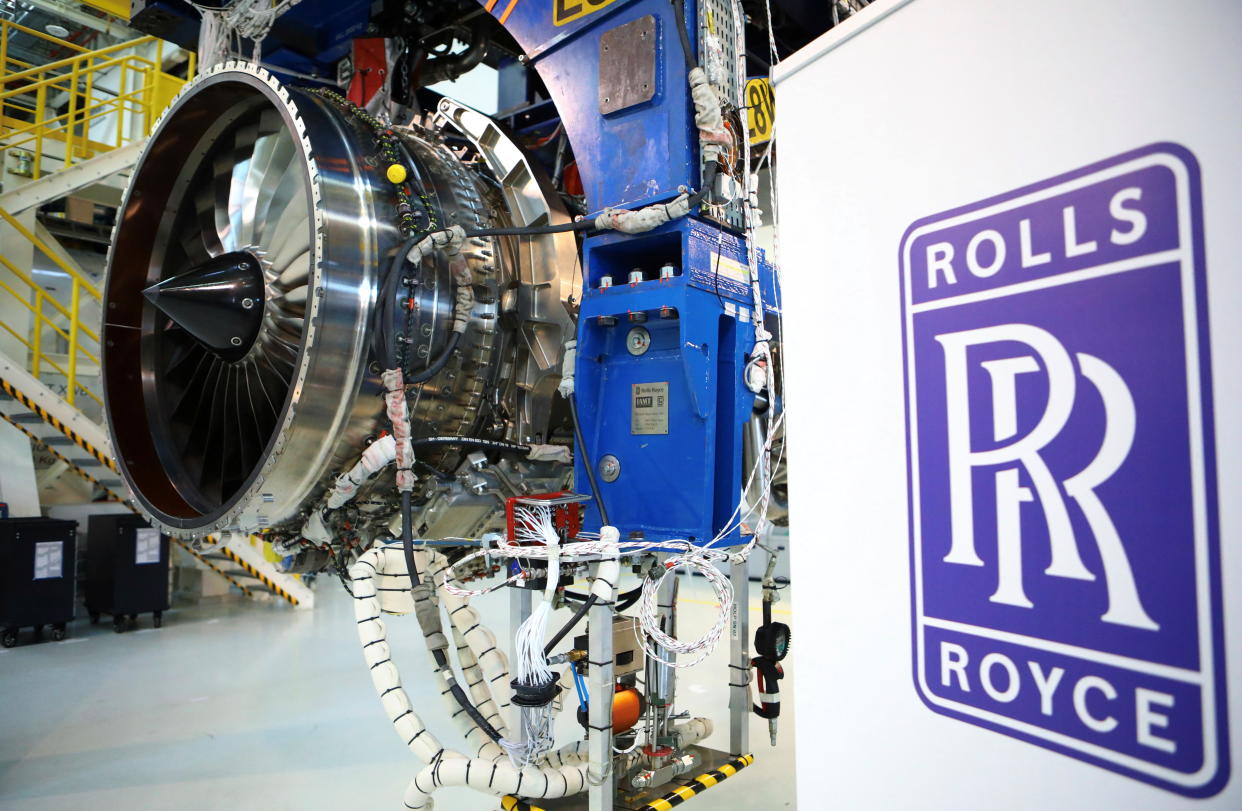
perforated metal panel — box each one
[698,0,745,229]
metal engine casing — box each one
[102,63,579,543]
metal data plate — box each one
[599,15,656,115]
[631,382,669,435]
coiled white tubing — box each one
[636,554,733,669]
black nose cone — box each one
[144,251,265,362]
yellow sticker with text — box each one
[554,0,621,26]
[746,77,775,145]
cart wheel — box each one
[127,615,138,631]
[113,617,126,633]
[89,611,100,625]
[50,626,66,642]
[1,629,16,648]
[153,612,163,629]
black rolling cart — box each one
[0,517,77,647]
[85,514,171,632]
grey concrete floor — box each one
[0,573,796,810]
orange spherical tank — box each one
[613,686,643,734]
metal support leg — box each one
[648,571,678,747]
[509,585,532,734]
[728,558,751,755]
[587,574,615,811]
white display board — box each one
[774,0,1241,807]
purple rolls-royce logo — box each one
[901,144,1227,796]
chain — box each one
[307,87,420,238]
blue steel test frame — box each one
[491,0,779,546]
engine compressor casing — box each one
[103,63,578,542]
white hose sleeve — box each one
[452,280,474,333]
[557,339,576,399]
[590,526,622,604]
[450,623,511,754]
[436,564,512,716]
[326,434,397,509]
[405,225,467,264]
[349,546,447,765]
[673,717,714,749]
[431,641,507,763]
[403,225,474,333]
[402,755,589,811]
[539,739,589,768]
[688,67,728,144]
[300,509,330,544]
[525,444,572,464]
[417,550,508,759]
[594,193,691,234]
[410,548,448,655]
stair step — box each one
[8,412,45,423]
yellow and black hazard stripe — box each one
[0,412,124,500]
[176,541,254,598]
[1,411,256,597]
[637,754,755,811]
[500,797,546,811]
[0,376,116,471]
[220,546,300,606]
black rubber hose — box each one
[565,585,641,612]
[544,593,596,656]
[465,219,596,238]
[375,234,419,369]
[670,0,697,73]
[406,330,462,384]
[401,490,418,587]
[411,436,531,455]
[400,490,504,743]
[569,394,609,526]
[688,161,719,210]
[375,235,461,381]
[420,18,490,86]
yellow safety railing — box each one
[0,206,103,408]
[0,19,194,179]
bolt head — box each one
[599,454,621,483]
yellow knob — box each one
[386,163,407,184]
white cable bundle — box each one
[499,503,562,767]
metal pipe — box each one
[587,576,615,811]
[728,558,751,755]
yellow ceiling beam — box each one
[78,0,132,22]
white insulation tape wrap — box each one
[381,368,415,492]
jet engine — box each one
[103,63,578,559]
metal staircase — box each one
[0,18,312,608]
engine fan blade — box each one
[227,121,261,249]
[276,250,310,289]
[268,202,310,273]
[236,110,285,246]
